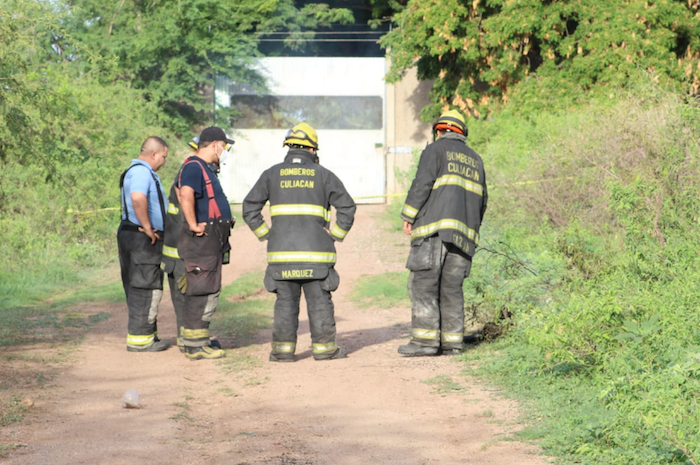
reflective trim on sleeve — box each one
[329,223,348,240]
[412,218,479,244]
[412,328,440,340]
[253,223,270,238]
[441,332,464,343]
[312,342,338,354]
[163,245,180,259]
[270,204,331,222]
[402,204,419,219]
[433,174,484,196]
[268,251,337,264]
[167,203,180,215]
[271,342,296,354]
[181,328,210,340]
[126,333,155,347]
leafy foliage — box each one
[380,0,700,120]
[64,0,354,132]
[456,80,700,464]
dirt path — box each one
[2,205,546,465]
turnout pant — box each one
[117,221,164,349]
[406,235,472,350]
[162,256,185,337]
[266,269,340,360]
[178,220,231,348]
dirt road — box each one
[1,205,546,465]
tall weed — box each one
[461,78,700,464]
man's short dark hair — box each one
[140,136,169,155]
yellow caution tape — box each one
[66,177,572,215]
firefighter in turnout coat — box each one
[243,122,356,362]
[398,110,488,356]
[162,136,227,352]
[177,127,234,361]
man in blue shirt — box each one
[177,127,234,360]
[118,136,170,352]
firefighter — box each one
[177,127,234,360]
[162,136,226,352]
[242,122,356,362]
[118,136,170,352]
[398,110,488,356]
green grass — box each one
[0,443,26,458]
[0,397,29,426]
[422,375,467,395]
[210,271,273,346]
[348,271,410,309]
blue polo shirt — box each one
[121,160,168,230]
[177,156,232,223]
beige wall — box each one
[385,65,434,198]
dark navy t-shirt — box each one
[177,156,232,223]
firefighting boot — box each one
[269,352,295,363]
[179,338,220,353]
[127,339,170,352]
[185,345,225,361]
[397,342,439,356]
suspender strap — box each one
[178,158,222,220]
[120,164,166,228]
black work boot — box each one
[397,343,439,356]
[127,339,170,352]
[269,352,295,363]
[314,347,348,361]
[440,348,464,356]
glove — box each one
[177,274,187,294]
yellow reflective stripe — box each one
[433,174,483,196]
[312,342,338,354]
[329,223,348,239]
[253,223,270,238]
[272,342,296,353]
[163,245,180,259]
[181,328,210,340]
[126,333,155,346]
[268,251,337,263]
[270,204,330,222]
[402,204,419,218]
[441,332,463,343]
[412,218,479,244]
[412,328,440,340]
[167,203,180,215]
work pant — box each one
[177,220,231,348]
[266,268,340,360]
[406,235,472,350]
[117,221,164,349]
[162,255,185,337]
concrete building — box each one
[216,57,433,204]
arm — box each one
[242,171,271,241]
[327,172,356,242]
[131,192,160,244]
[401,145,441,224]
[180,186,205,236]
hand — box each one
[189,222,207,236]
[402,220,413,236]
[139,226,161,244]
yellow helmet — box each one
[283,122,319,150]
[433,109,467,136]
[188,136,199,152]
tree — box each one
[379,0,700,120]
[64,0,354,133]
